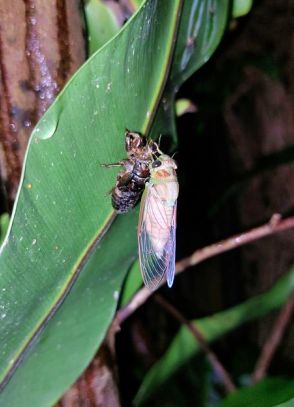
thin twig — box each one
[154,294,236,393]
[116,214,294,324]
[252,295,294,383]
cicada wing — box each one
[138,185,177,290]
[138,188,165,290]
[166,201,177,288]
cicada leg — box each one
[100,160,127,168]
[148,136,164,159]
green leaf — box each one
[0,213,137,407]
[274,397,294,407]
[134,267,294,405]
[0,213,9,245]
[171,0,229,85]
[218,377,294,407]
[232,0,254,18]
[0,0,229,405]
[119,260,143,307]
[84,0,121,56]
[175,98,197,116]
[131,0,144,9]
[149,0,229,146]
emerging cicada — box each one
[138,154,179,290]
[104,130,178,289]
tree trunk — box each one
[0,0,85,208]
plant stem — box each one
[252,295,294,383]
[154,294,236,393]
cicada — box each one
[138,154,179,290]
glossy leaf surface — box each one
[84,0,121,55]
[218,378,294,407]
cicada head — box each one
[150,155,177,181]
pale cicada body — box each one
[138,155,179,290]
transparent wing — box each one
[138,185,177,290]
[166,201,177,288]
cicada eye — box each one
[152,160,162,168]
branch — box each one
[154,294,236,393]
[117,214,294,324]
[252,295,294,383]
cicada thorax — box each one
[150,155,179,203]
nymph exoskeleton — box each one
[102,130,158,213]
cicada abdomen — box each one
[111,158,150,213]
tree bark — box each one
[0,0,85,207]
